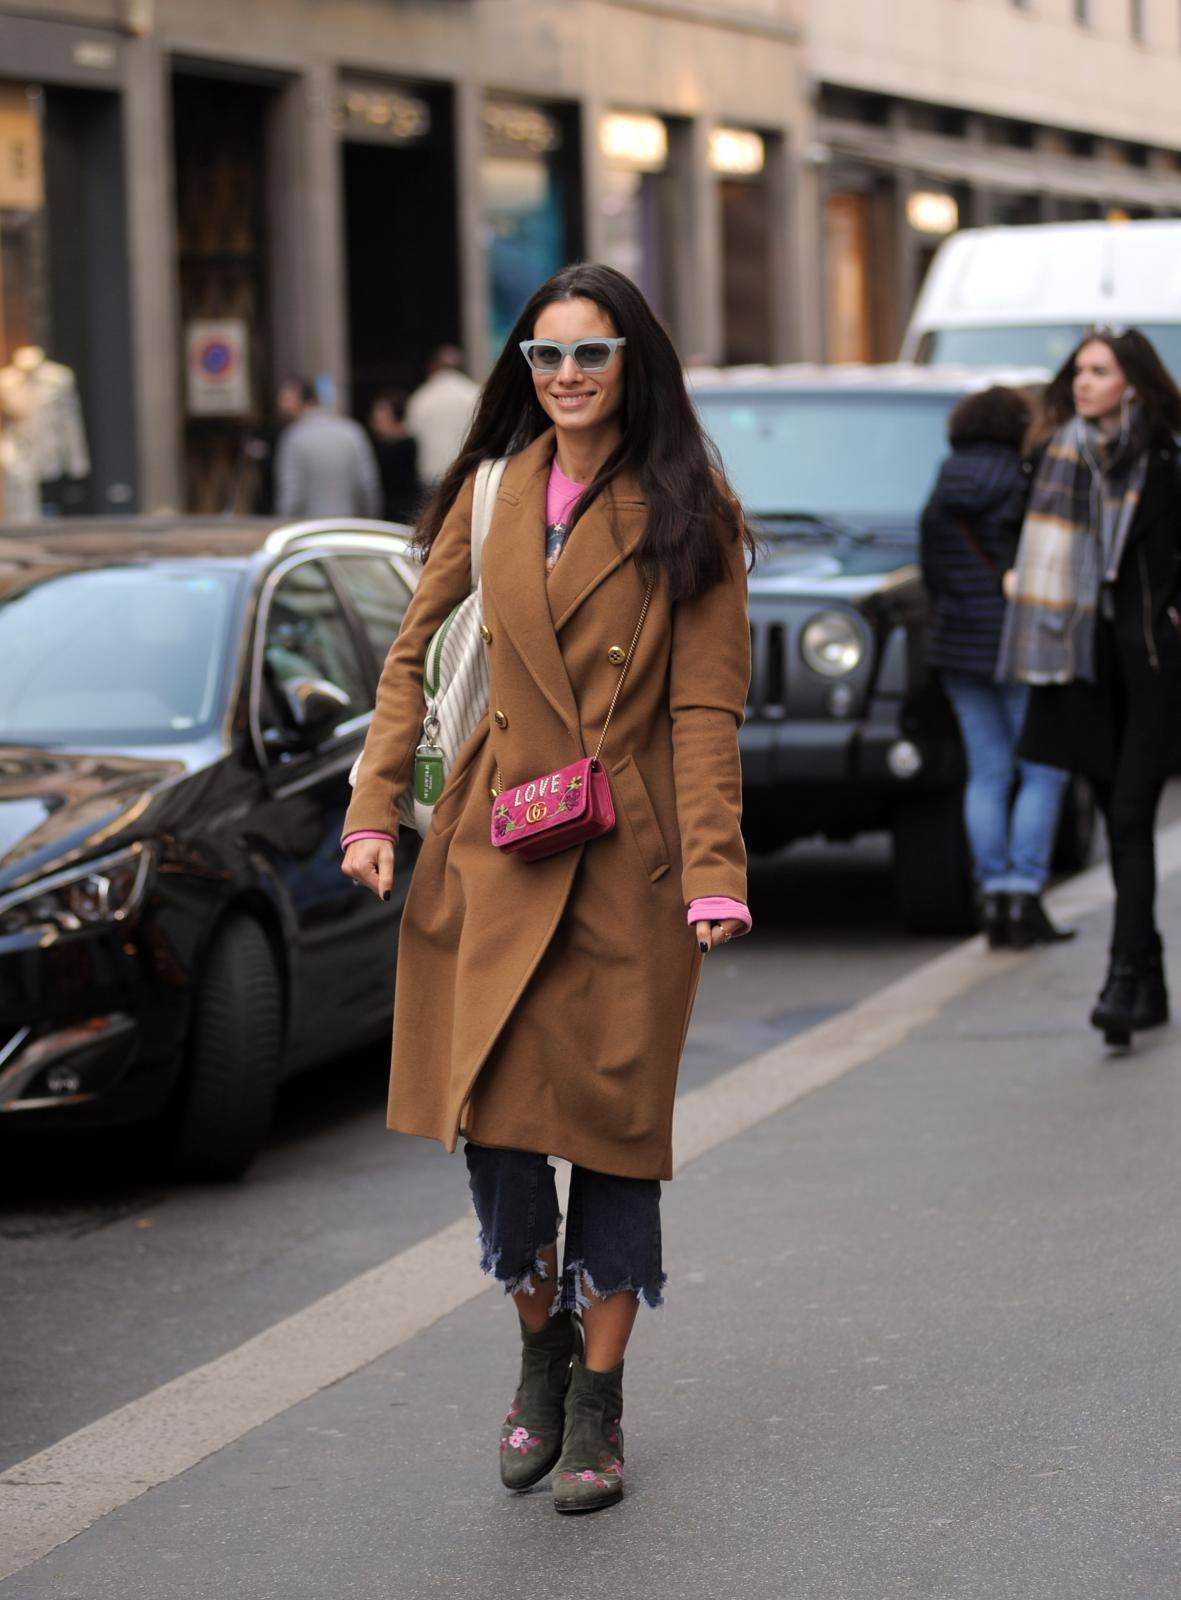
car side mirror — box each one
[279,677,353,744]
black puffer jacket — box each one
[920,442,1026,676]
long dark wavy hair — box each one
[1027,326,1181,451]
[413,263,754,600]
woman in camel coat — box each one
[341,264,753,1514]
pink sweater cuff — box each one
[687,897,751,936]
[342,830,396,849]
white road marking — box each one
[3,823,1177,1582]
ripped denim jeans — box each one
[464,1142,666,1312]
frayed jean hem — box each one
[476,1231,558,1299]
[555,1261,667,1314]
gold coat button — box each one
[607,644,626,666]
[493,710,508,728]
[479,624,492,643]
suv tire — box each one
[172,915,282,1180]
[892,791,976,935]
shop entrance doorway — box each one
[172,70,274,514]
[721,176,772,364]
[342,81,461,425]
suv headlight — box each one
[0,844,153,936]
[800,611,865,678]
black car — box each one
[0,515,418,1176]
[690,363,1094,933]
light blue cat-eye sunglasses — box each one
[519,337,626,374]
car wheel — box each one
[1052,775,1096,876]
[172,915,282,1180]
[892,791,976,936]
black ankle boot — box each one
[1090,959,1138,1046]
[1008,893,1076,950]
[979,892,1009,950]
[1132,954,1169,1031]
[500,1312,580,1492]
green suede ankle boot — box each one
[500,1312,580,1492]
[552,1357,625,1514]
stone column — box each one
[687,116,723,365]
[122,33,181,511]
[299,62,348,404]
[455,74,491,377]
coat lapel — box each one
[545,471,648,632]
[482,431,651,747]
[483,432,582,745]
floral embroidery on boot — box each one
[499,1315,580,1492]
[552,1358,625,1514]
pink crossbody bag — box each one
[490,581,653,863]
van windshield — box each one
[917,323,1181,382]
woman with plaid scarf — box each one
[998,328,1181,1047]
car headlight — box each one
[800,611,865,678]
[0,844,153,936]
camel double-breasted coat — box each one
[343,429,750,1180]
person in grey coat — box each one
[274,378,381,519]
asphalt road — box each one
[0,833,951,1476]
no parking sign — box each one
[186,320,251,416]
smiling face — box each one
[530,297,626,444]
[1072,339,1131,427]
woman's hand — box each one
[1002,568,1018,601]
[695,918,745,954]
[342,838,396,902]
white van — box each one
[901,219,1181,378]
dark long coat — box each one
[1019,437,1181,781]
[343,431,750,1180]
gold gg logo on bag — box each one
[525,802,547,824]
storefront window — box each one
[482,100,580,355]
[598,112,680,326]
[0,83,92,522]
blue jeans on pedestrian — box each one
[941,670,1070,895]
[464,1143,666,1313]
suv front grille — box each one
[748,620,788,718]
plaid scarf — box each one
[997,405,1150,684]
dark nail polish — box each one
[699,940,709,953]
[382,891,391,902]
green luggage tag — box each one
[413,744,445,806]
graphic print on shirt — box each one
[545,517,571,576]
[546,460,585,576]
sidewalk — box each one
[4,840,1181,1600]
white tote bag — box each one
[349,456,507,838]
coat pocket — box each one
[609,755,670,883]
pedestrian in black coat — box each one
[920,387,1072,951]
[368,391,421,525]
[1001,328,1181,1046]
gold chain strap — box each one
[494,579,654,795]
[592,578,653,762]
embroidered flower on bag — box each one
[494,815,510,838]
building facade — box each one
[0,0,804,514]
[804,0,1181,360]
[5,0,1181,516]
